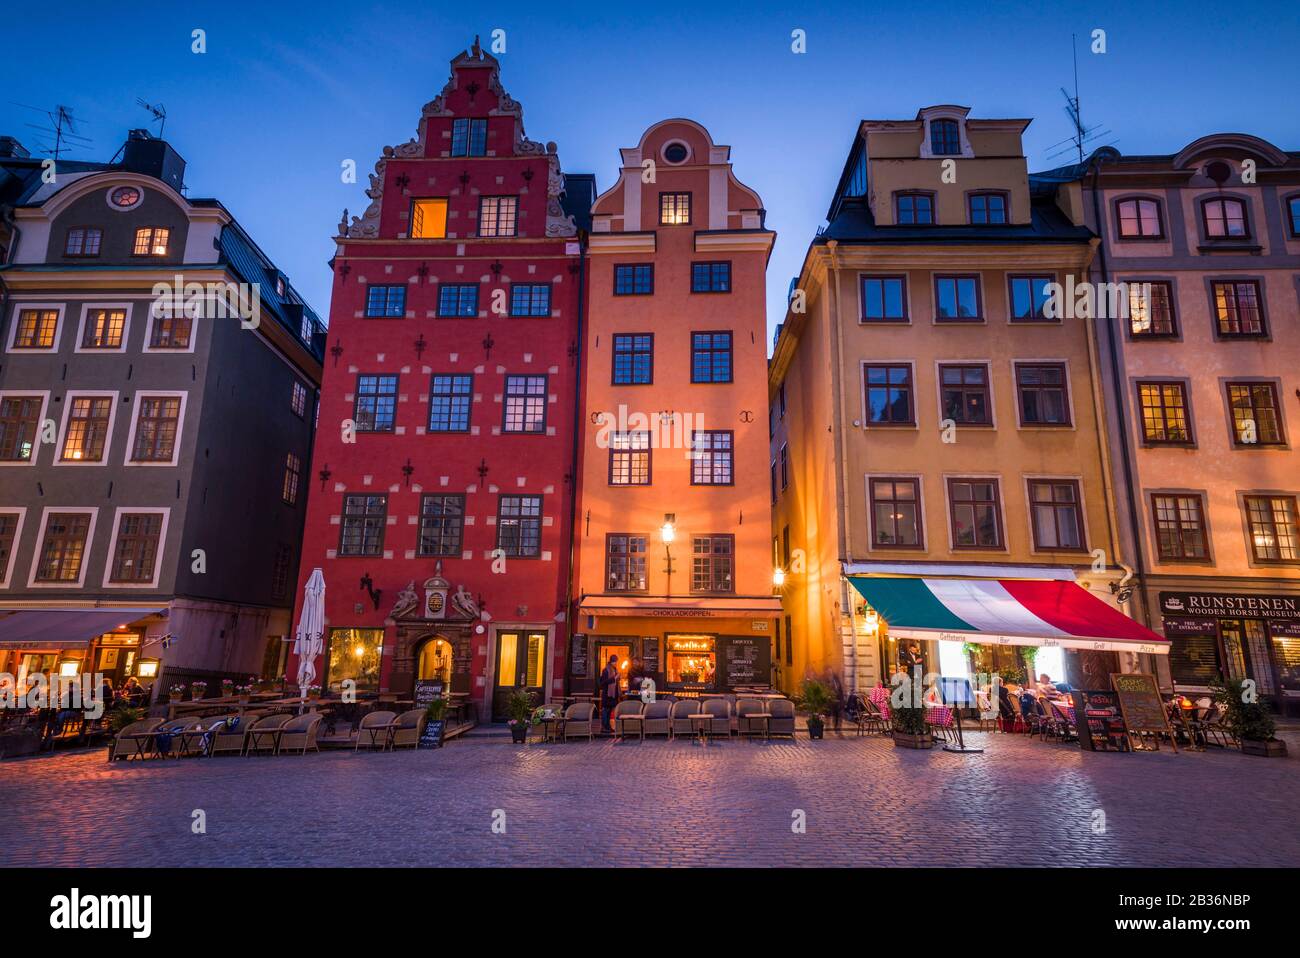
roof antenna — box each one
[10,102,93,160]
[1044,35,1115,165]
[136,98,167,138]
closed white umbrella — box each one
[293,568,326,701]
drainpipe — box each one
[824,240,857,690]
[563,230,588,697]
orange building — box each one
[569,119,781,698]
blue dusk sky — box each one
[3,1,1297,346]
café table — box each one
[537,714,566,743]
[741,711,771,740]
[615,712,645,741]
[688,713,713,745]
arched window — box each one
[1115,198,1164,239]
[930,119,960,156]
[1202,197,1249,238]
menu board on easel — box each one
[641,637,660,676]
[570,633,588,678]
[1071,689,1129,752]
[1110,673,1176,752]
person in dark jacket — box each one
[598,655,621,733]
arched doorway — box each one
[415,635,454,687]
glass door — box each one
[492,631,547,721]
[1219,619,1277,695]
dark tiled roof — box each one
[560,173,597,234]
[0,157,118,207]
[819,196,1093,245]
[218,221,326,358]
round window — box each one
[109,186,142,208]
[663,141,689,164]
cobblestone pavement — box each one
[1,730,1296,867]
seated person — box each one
[1036,673,1061,697]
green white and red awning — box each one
[847,576,1168,654]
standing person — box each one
[598,654,620,733]
[99,677,115,716]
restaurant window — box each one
[60,396,112,462]
[934,275,982,321]
[612,333,653,384]
[606,534,648,592]
[666,636,716,687]
[1244,495,1300,563]
[613,264,653,295]
[691,331,733,383]
[690,430,734,485]
[870,477,922,548]
[291,381,308,418]
[270,544,293,601]
[503,374,547,433]
[410,198,448,239]
[35,512,92,582]
[1213,281,1265,337]
[691,261,731,293]
[1015,363,1070,426]
[864,364,913,425]
[64,227,102,257]
[510,284,551,317]
[1008,275,1054,322]
[438,283,478,317]
[0,396,41,461]
[895,192,934,225]
[131,396,182,462]
[1202,197,1249,238]
[1228,382,1283,446]
[1116,198,1163,238]
[339,494,387,556]
[365,285,406,318]
[1152,494,1208,560]
[1137,382,1192,444]
[109,512,163,583]
[860,276,908,322]
[450,118,488,157]
[497,495,542,558]
[354,375,398,433]
[12,309,59,349]
[149,312,191,349]
[1128,282,1176,336]
[940,364,991,425]
[949,479,1002,549]
[478,196,517,237]
[132,227,169,256]
[609,431,651,485]
[418,494,465,557]
[282,452,301,506]
[327,628,383,694]
[930,118,960,156]
[659,192,691,225]
[1029,480,1085,551]
[429,374,472,432]
[969,192,1007,225]
[691,535,734,593]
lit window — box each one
[149,313,191,349]
[1137,382,1191,444]
[133,227,169,256]
[0,396,41,461]
[35,513,91,582]
[659,192,691,225]
[81,309,126,349]
[291,381,308,418]
[1128,282,1175,336]
[1227,382,1283,445]
[411,198,448,239]
[691,536,734,593]
[606,535,648,592]
[1213,281,1265,336]
[131,396,182,461]
[1244,496,1299,562]
[870,478,921,547]
[60,397,112,461]
[13,309,59,349]
[282,453,301,505]
[109,512,163,583]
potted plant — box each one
[234,681,254,705]
[189,680,207,701]
[168,684,186,704]
[1215,678,1287,757]
[306,685,322,702]
[798,678,833,740]
[891,703,932,749]
[221,678,235,697]
[505,689,535,743]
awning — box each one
[847,576,1168,654]
[0,608,163,650]
[578,596,783,619]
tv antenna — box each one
[1044,34,1115,165]
[137,98,167,137]
[9,102,93,160]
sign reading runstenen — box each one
[1159,591,1300,620]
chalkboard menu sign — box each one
[570,633,588,678]
[414,680,443,709]
[1071,689,1129,751]
[722,636,768,687]
[1270,621,1300,691]
[1110,673,1175,750]
[641,637,660,676]
[418,718,445,749]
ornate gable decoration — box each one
[390,563,482,622]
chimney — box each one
[0,136,30,159]
[121,129,186,192]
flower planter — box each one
[806,718,824,740]
[509,724,528,744]
[1241,738,1287,758]
[168,694,183,704]
[892,732,934,749]
[237,695,251,706]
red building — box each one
[290,42,592,720]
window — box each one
[782,526,791,568]
[1029,480,1085,551]
[1244,495,1300,562]
[282,453,301,506]
[934,275,981,321]
[149,312,191,349]
[969,193,1007,224]
[1213,281,1265,337]
[450,118,488,157]
[109,186,141,208]
[504,375,546,433]
[326,627,383,693]
[291,381,308,418]
[1152,494,1208,560]
[64,227,102,257]
[691,536,734,593]
[691,331,732,383]
[1137,382,1192,444]
[35,513,91,582]
[438,283,478,317]
[354,375,398,433]
[1288,196,1300,237]
[940,364,991,425]
[478,196,517,237]
[1008,275,1054,322]
[659,192,691,225]
[691,262,731,293]
[0,513,18,584]
[81,309,126,349]
[13,309,58,349]
[614,264,653,295]
[609,431,651,485]
[60,397,112,462]
[0,396,42,461]
[779,443,788,489]
[779,382,786,417]
[411,198,448,239]
[1202,197,1249,238]
[339,495,386,556]
[130,396,181,461]
[664,142,689,164]
[860,276,908,322]
[691,430,734,485]
[895,192,934,225]
[109,512,163,583]
[864,364,913,425]
[497,495,542,557]
[612,333,653,384]
[429,374,472,432]
[930,118,960,155]
[1128,282,1176,336]
[1116,198,1163,238]
[132,227,169,256]
[509,284,551,317]
[949,479,1003,549]
[606,534,648,591]
[271,544,293,600]
[1015,364,1070,426]
[785,614,793,665]
[418,494,465,557]
[1228,382,1284,446]
[366,285,406,318]
[870,478,922,548]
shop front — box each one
[0,607,166,697]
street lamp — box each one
[661,514,676,596]
[772,567,786,587]
[660,513,676,543]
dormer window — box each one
[895,192,934,225]
[930,119,960,156]
[1202,197,1249,238]
[133,227,169,256]
[65,227,102,257]
[275,276,286,297]
[451,118,487,157]
[968,192,1007,225]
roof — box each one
[560,173,597,233]
[818,195,1093,246]
[218,220,326,357]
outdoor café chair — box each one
[669,699,697,738]
[245,713,294,755]
[389,709,426,750]
[613,700,644,738]
[277,713,323,755]
[767,697,796,738]
[562,702,596,741]
[208,712,265,756]
[642,700,673,737]
[735,698,766,738]
[703,698,731,738]
[354,710,399,751]
[108,717,164,761]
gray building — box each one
[0,130,325,701]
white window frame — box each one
[123,390,188,467]
[0,390,51,467]
[102,506,170,589]
[1021,473,1092,556]
[0,507,28,588]
[73,302,134,354]
[142,304,199,354]
[5,302,66,353]
[54,389,120,467]
[27,506,99,589]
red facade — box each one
[290,44,585,719]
